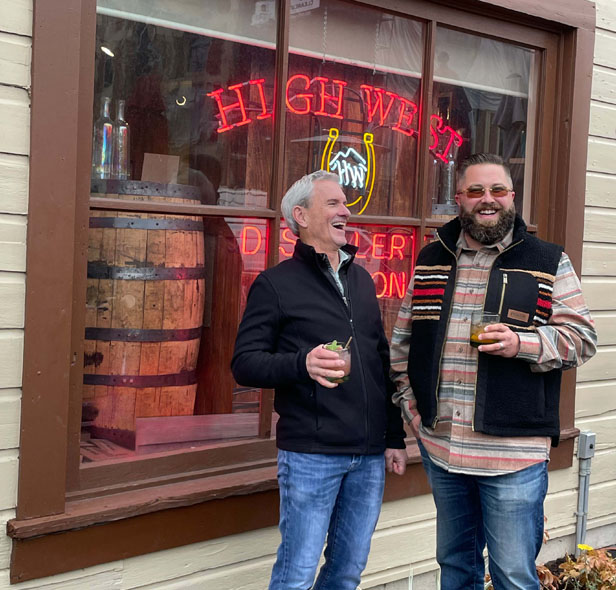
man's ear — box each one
[455,192,462,206]
[293,205,308,229]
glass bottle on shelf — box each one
[91,96,114,179]
[112,99,130,180]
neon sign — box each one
[207,75,463,162]
[321,128,375,215]
[328,148,367,189]
[234,222,414,299]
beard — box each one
[459,203,516,245]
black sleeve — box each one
[231,273,311,388]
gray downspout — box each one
[575,431,596,557]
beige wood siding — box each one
[0,0,30,584]
[576,0,616,558]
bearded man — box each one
[390,153,597,589]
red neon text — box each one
[372,271,408,299]
[429,115,463,163]
[208,75,464,161]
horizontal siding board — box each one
[0,215,26,272]
[588,450,616,486]
[585,172,616,208]
[582,244,616,275]
[0,0,32,37]
[587,137,616,175]
[547,464,578,495]
[576,414,616,450]
[582,278,616,310]
[376,494,436,529]
[0,331,23,388]
[0,273,25,328]
[0,453,18,510]
[363,559,439,588]
[577,346,616,382]
[594,30,616,69]
[592,66,616,105]
[0,394,20,450]
[592,312,616,345]
[583,207,616,243]
[122,528,279,588]
[0,334,22,391]
[128,558,273,590]
[366,521,436,573]
[576,380,616,417]
[544,489,577,529]
[0,565,123,590]
[0,154,28,215]
[596,0,616,32]
[589,101,616,139]
[0,85,29,156]
[588,479,616,522]
[0,509,15,571]
[0,32,31,88]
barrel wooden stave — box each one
[84,187,205,449]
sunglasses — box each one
[456,185,512,198]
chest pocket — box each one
[496,270,542,329]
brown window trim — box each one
[12,0,594,583]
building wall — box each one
[0,0,30,587]
[0,0,614,588]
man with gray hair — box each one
[232,170,407,590]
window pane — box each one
[81,210,269,462]
[92,1,275,207]
[430,27,537,219]
[278,223,415,339]
[285,0,423,217]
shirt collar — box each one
[456,227,514,256]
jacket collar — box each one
[437,213,528,252]
[293,239,357,267]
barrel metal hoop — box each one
[87,264,206,280]
[85,327,202,342]
[89,217,204,231]
[90,179,202,200]
[83,371,198,388]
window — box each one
[11,0,593,582]
[429,27,538,220]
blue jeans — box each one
[269,450,385,590]
[418,443,548,590]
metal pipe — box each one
[575,431,596,557]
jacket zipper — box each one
[339,269,369,451]
[471,239,523,431]
[498,272,508,315]
[322,258,370,450]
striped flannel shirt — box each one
[390,230,597,476]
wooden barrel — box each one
[83,180,206,449]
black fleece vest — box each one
[408,216,564,443]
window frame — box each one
[10,0,594,583]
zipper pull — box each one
[498,272,508,315]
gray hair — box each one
[281,170,340,236]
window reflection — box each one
[285,0,423,218]
[92,0,275,207]
[82,211,267,461]
[430,27,536,219]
